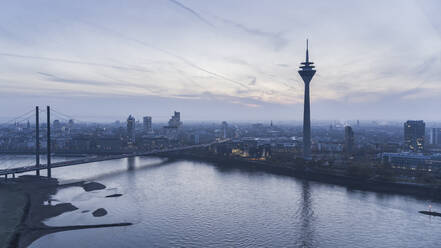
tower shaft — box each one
[298,39,316,159]
[303,82,311,157]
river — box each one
[1,155,440,247]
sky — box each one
[0,0,440,122]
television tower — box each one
[298,39,316,159]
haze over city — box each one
[1,0,440,122]
[3,1,441,248]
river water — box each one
[1,155,441,247]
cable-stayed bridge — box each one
[0,140,225,179]
[0,106,227,180]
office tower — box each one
[222,121,228,139]
[53,120,61,130]
[344,126,354,155]
[127,115,136,144]
[194,134,200,144]
[168,111,182,128]
[68,119,74,127]
[298,39,316,158]
[429,128,441,145]
[404,120,425,152]
[143,116,153,133]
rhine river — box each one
[2,155,441,247]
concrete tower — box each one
[298,39,316,159]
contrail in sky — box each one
[167,0,215,28]
[79,20,249,89]
[0,52,151,73]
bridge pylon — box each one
[47,106,51,178]
[36,106,40,176]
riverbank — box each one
[0,182,27,248]
[0,176,131,248]
[160,153,441,201]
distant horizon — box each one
[3,112,441,126]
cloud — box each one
[36,71,167,96]
[78,20,251,90]
[249,76,257,85]
[1,0,441,120]
[173,91,264,108]
[0,52,151,73]
[39,72,110,86]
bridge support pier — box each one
[12,173,15,179]
[4,174,7,181]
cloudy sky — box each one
[0,0,440,122]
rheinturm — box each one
[298,39,316,159]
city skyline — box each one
[2,2,441,248]
[1,0,441,121]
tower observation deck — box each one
[298,39,316,159]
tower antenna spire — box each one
[306,39,309,63]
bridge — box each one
[0,106,228,180]
[0,140,225,180]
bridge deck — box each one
[0,141,225,177]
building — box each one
[143,116,153,133]
[194,134,200,144]
[380,152,441,171]
[127,115,136,144]
[298,39,316,158]
[344,126,354,155]
[94,137,122,152]
[168,111,181,128]
[53,120,61,130]
[429,128,441,145]
[404,120,425,152]
[222,121,228,139]
[68,119,74,127]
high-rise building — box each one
[222,121,228,139]
[143,116,152,133]
[68,119,74,127]
[344,126,354,155]
[429,128,441,145]
[298,39,316,159]
[168,111,182,128]
[404,120,425,152]
[53,120,61,130]
[127,115,136,144]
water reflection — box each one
[296,180,316,248]
[127,157,135,171]
[60,158,170,183]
